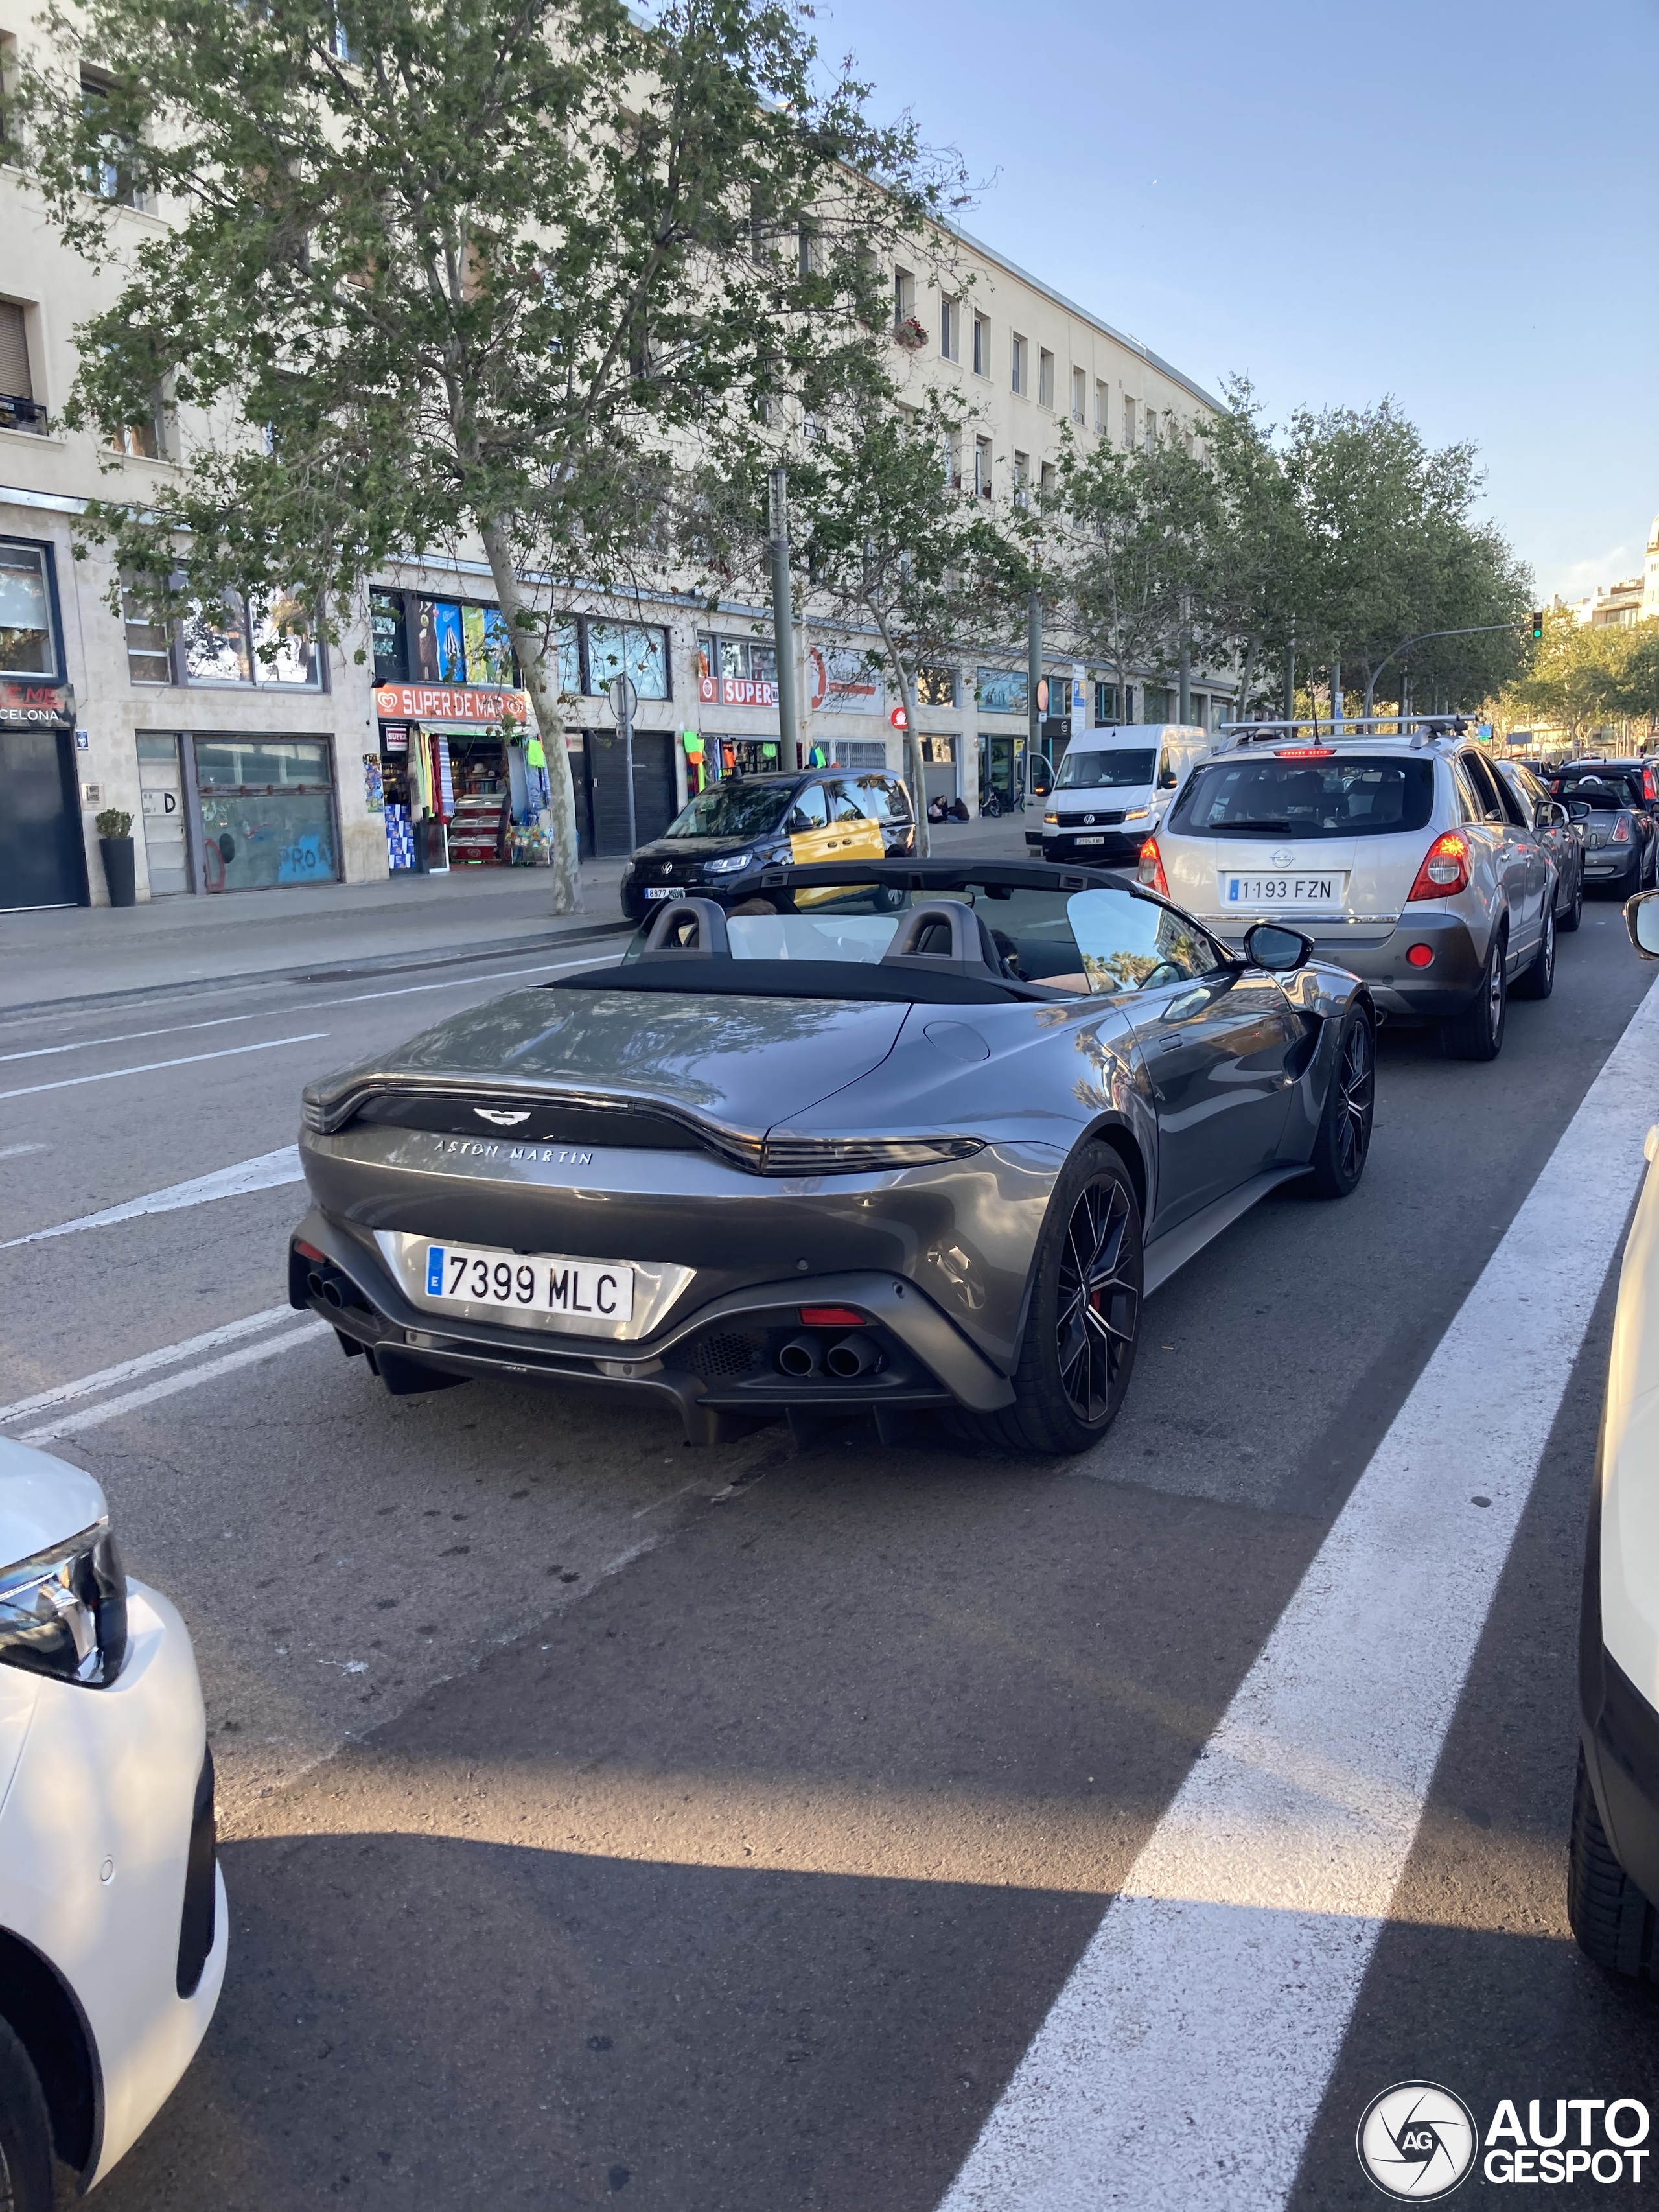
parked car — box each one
[1140,723,1559,1061]
[620,770,914,923]
[1548,773,1656,901]
[1550,758,1659,822]
[291,859,1374,1458]
[1038,724,1219,865]
[1570,886,1659,1979]
[1494,757,1584,933]
[0,1438,225,2208]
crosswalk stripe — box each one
[0,1305,299,1425]
[938,977,1659,2212]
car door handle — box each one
[1157,1034,1184,1051]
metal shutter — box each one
[0,303,31,398]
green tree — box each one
[1500,612,1659,747]
[16,0,940,909]
[1049,431,1220,721]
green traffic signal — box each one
[1530,609,1544,640]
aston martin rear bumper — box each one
[288,1209,1015,1442]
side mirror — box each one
[1568,800,1592,821]
[1159,770,1179,789]
[1244,921,1314,972]
[1626,890,1659,961]
[1030,766,1053,797]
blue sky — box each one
[815,0,1659,602]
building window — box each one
[942,428,961,489]
[1012,451,1030,507]
[122,571,172,683]
[1144,408,1158,449]
[369,590,406,682]
[110,388,168,461]
[588,620,670,701]
[798,223,823,278]
[974,437,993,498]
[1071,366,1086,423]
[1123,395,1137,449]
[1010,334,1027,396]
[80,73,143,208]
[972,313,990,377]
[1095,379,1108,432]
[976,667,1028,717]
[894,266,916,326]
[916,666,955,706]
[180,590,321,688]
[940,294,960,362]
[0,301,45,434]
[405,594,521,688]
[1038,349,1054,409]
[1094,681,1120,725]
[0,539,61,679]
[194,737,338,892]
[1040,460,1056,502]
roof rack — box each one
[1219,714,1472,749]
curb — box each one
[0,919,632,1021]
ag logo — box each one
[1356,2082,1477,2201]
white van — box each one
[1039,725,1217,866]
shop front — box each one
[0,536,85,911]
[371,681,534,872]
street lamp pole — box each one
[1362,623,1520,717]
[768,467,800,768]
[1027,588,1043,797]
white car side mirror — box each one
[1627,891,1659,960]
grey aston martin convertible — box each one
[290,859,1374,1455]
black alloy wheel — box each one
[972,1141,1143,1456]
[0,2019,53,2212]
[1055,1174,1140,1424]
[1441,928,1507,1062]
[1308,1006,1375,1198]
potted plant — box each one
[95,807,137,907]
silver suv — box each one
[1140,721,1559,1060]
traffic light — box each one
[1530,609,1544,640]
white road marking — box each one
[1,1145,303,1248]
[0,1032,328,1099]
[19,1318,329,1443]
[0,1012,255,1061]
[309,949,623,1008]
[938,977,1659,2212]
[0,1304,301,1424]
[0,1143,49,1161]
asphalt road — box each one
[3,892,1657,2211]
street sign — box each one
[1036,677,1049,715]
[608,675,638,725]
[889,705,908,730]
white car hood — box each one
[0,1436,108,1567]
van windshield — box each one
[1054,747,1157,790]
[662,784,794,839]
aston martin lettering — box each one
[423,1241,634,1322]
[434,1137,594,1167]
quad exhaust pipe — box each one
[776,1335,821,1377]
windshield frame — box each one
[660,778,800,841]
[1054,745,1160,792]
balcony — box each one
[0,393,47,434]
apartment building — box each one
[0,27,1233,908]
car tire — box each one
[1513,902,1555,1000]
[1558,870,1583,933]
[971,1141,1143,1456]
[1441,929,1507,1062]
[0,2017,55,2212]
[1306,1006,1374,1198]
[1568,1747,1659,1982]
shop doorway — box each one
[584,729,675,854]
[0,726,84,909]
[194,736,339,891]
[980,735,1027,813]
[137,734,192,895]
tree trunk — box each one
[1235,632,1260,721]
[870,607,929,857]
[478,514,584,916]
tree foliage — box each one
[16,0,947,906]
[1498,611,1659,745]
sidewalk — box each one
[0,809,1041,1016]
[0,857,632,1015]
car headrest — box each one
[879,900,1001,970]
[637,897,732,957]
